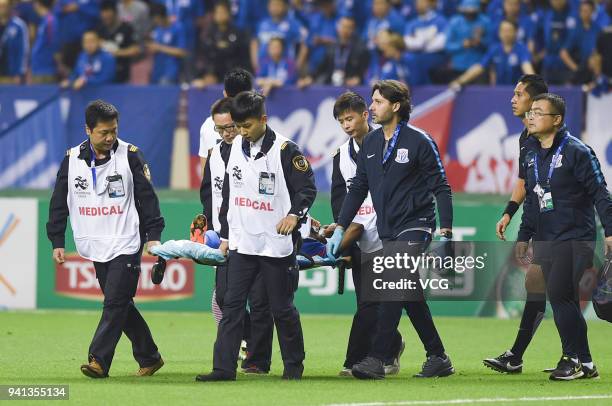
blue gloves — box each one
[326,227,345,260]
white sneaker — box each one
[384,340,405,375]
[239,340,248,361]
[339,368,352,376]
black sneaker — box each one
[549,356,584,381]
[414,354,455,378]
[195,370,236,382]
[483,350,523,374]
[352,357,385,380]
[151,257,167,285]
[580,364,600,379]
[282,364,304,380]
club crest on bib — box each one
[214,176,224,191]
[232,165,244,187]
[74,176,89,190]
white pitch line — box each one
[324,394,612,406]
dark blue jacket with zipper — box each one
[518,127,612,242]
[337,122,452,240]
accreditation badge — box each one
[258,172,275,195]
[107,174,126,198]
[536,183,554,213]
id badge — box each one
[107,174,126,198]
[259,172,275,195]
[538,186,554,213]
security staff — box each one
[519,93,612,380]
[484,74,549,374]
[329,80,454,379]
[200,97,273,374]
[196,91,316,381]
[46,100,165,378]
[330,91,404,377]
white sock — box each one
[582,362,594,369]
[571,357,579,364]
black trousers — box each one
[540,240,593,363]
[215,263,274,371]
[370,231,446,360]
[90,251,160,374]
[343,246,402,368]
[213,251,304,373]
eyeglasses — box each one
[526,110,560,119]
[214,124,237,134]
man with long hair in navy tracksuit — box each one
[328,79,454,379]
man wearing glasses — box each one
[200,97,274,375]
[518,93,612,380]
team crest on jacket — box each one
[395,148,409,164]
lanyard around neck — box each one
[533,135,568,186]
[90,144,114,188]
[382,120,405,164]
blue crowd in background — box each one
[1,0,611,94]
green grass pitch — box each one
[1,311,611,405]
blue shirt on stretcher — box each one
[149,214,349,269]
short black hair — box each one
[85,100,119,130]
[210,97,234,117]
[581,0,595,9]
[214,0,231,10]
[34,0,53,9]
[268,36,285,48]
[333,91,367,119]
[230,91,266,122]
[532,93,566,120]
[500,19,518,31]
[223,68,253,97]
[150,2,167,18]
[100,0,117,12]
[371,80,412,121]
[518,74,548,98]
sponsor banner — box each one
[55,254,195,302]
[0,85,58,131]
[0,198,38,309]
[187,85,582,193]
[0,95,66,189]
[187,86,455,191]
[36,195,509,315]
[446,86,583,194]
[584,92,612,185]
[0,85,180,189]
